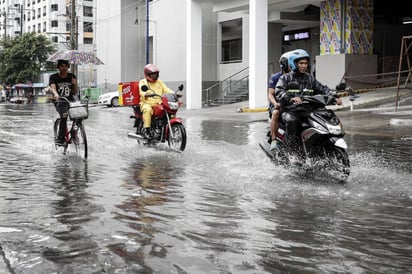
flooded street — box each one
[0,102,411,273]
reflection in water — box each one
[1,104,411,273]
[111,155,182,272]
[42,159,103,273]
[201,120,250,145]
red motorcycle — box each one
[128,84,187,151]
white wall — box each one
[201,3,218,82]
[121,0,140,82]
[317,54,378,90]
[150,0,186,83]
[96,0,121,91]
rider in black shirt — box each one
[49,59,78,145]
[275,49,342,150]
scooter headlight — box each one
[312,120,328,133]
[326,122,342,135]
[168,101,179,110]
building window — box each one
[51,20,58,27]
[51,4,58,11]
[83,22,93,32]
[221,19,242,63]
[83,38,93,44]
[52,36,58,43]
[83,6,93,17]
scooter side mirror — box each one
[178,84,184,91]
[141,85,148,92]
[336,82,346,91]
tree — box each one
[0,32,56,85]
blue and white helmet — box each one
[288,49,310,71]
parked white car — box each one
[98,91,119,107]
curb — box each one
[390,118,412,126]
[237,107,268,113]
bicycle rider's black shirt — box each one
[49,73,77,101]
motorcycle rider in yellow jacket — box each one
[139,64,174,139]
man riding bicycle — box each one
[49,59,78,146]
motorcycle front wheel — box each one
[167,123,187,152]
[325,146,350,182]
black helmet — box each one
[57,59,70,68]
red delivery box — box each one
[118,81,140,106]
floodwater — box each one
[0,102,411,274]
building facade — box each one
[0,0,96,88]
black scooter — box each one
[260,83,350,181]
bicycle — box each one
[53,97,89,160]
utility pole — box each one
[70,0,78,78]
[146,0,149,65]
[2,11,6,40]
[1,11,14,41]
[20,4,23,36]
[71,0,76,51]
[7,4,33,36]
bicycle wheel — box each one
[53,118,68,152]
[53,118,60,142]
[72,121,88,160]
[167,123,187,152]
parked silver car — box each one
[98,91,119,107]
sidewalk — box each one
[185,87,411,115]
[327,87,412,112]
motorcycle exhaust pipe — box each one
[127,132,144,139]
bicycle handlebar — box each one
[55,97,88,105]
[56,97,70,103]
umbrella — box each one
[47,50,104,65]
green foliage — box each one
[0,32,56,85]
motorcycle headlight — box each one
[326,123,342,135]
[168,101,179,110]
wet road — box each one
[0,102,411,273]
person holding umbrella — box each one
[49,59,78,146]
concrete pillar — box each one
[186,0,202,109]
[317,0,377,89]
[248,0,268,109]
